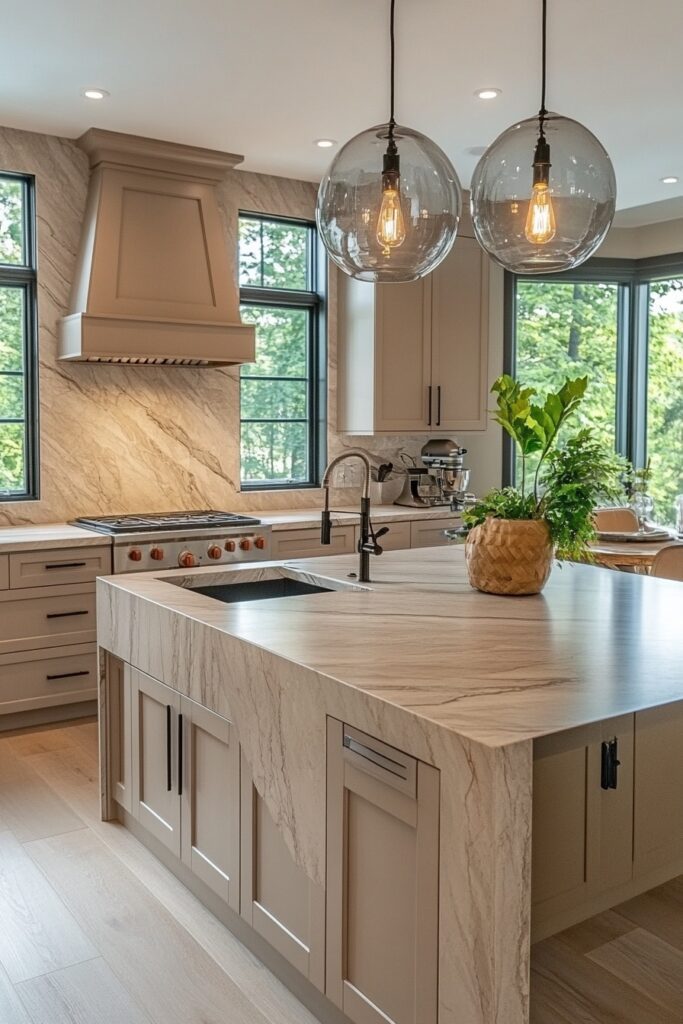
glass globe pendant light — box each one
[470,0,616,274]
[316,0,462,283]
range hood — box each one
[58,129,255,366]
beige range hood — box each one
[58,129,255,366]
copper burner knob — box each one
[178,551,198,568]
[149,547,164,561]
[207,544,222,560]
[240,538,252,551]
[225,540,236,553]
[254,536,266,550]
[128,548,142,561]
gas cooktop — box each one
[72,510,262,535]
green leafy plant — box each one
[464,375,626,560]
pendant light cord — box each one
[388,0,396,140]
[539,0,548,129]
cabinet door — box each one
[531,715,634,940]
[131,667,181,857]
[180,697,240,910]
[410,517,458,548]
[634,703,683,875]
[108,655,132,813]
[430,236,489,431]
[326,720,439,1024]
[240,751,325,989]
[354,520,411,552]
[271,526,356,561]
[374,279,432,432]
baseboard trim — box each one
[0,700,97,733]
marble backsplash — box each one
[0,124,430,526]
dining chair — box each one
[651,544,683,581]
[593,507,639,532]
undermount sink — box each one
[191,577,336,605]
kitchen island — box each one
[96,546,683,1024]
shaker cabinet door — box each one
[240,750,325,990]
[131,667,181,857]
[373,278,432,432]
[108,655,132,813]
[180,697,240,910]
[326,719,440,1024]
[633,703,683,875]
[430,235,489,431]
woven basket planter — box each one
[465,517,554,596]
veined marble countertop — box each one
[0,522,111,553]
[97,545,682,748]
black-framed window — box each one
[505,253,683,525]
[0,173,38,501]
[238,213,326,490]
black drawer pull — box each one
[436,385,442,426]
[166,705,172,792]
[44,561,87,570]
[46,610,89,619]
[601,737,621,790]
[46,670,90,681]
[178,713,184,796]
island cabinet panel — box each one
[633,703,683,875]
[131,667,181,857]
[531,715,634,941]
[270,526,355,562]
[326,719,440,1024]
[128,667,240,905]
[180,698,240,910]
[240,751,325,990]
[107,655,132,813]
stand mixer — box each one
[394,439,475,511]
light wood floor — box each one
[0,717,680,1024]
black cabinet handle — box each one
[166,705,172,792]
[427,385,432,426]
[177,713,184,796]
[45,561,87,570]
[46,670,90,681]
[46,610,89,619]
[601,737,621,790]
[436,385,442,426]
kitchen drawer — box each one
[0,644,97,714]
[271,525,355,561]
[410,517,459,548]
[9,545,111,590]
[0,555,8,590]
[0,585,97,654]
[354,519,411,552]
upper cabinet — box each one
[337,232,490,434]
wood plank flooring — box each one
[0,716,680,1024]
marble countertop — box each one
[259,504,460,531]
[0,522,111,553]
[97,545,683,748]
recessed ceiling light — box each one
[475,88,501,100]
[660,175,679,184]
[315,138,336,148]
[82,88,109,100]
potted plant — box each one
[462,375,624,595]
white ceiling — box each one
[1,0,682,216]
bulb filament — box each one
[377,131,406,254]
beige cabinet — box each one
[354,519,411,552]
[338,236,489,435]
[0,555,8,590]
[532,715,634,940]
[107,655,132,814]
[410,517,458,548]
[131,667,182,856]
[633,703,683,875]
[240,751,325,989]
[130,667,240,905]
[0,644,97,717]
[8,545,111,589]
[270,525,355,561]
[326,720,440,1024]
[181,699,240,909]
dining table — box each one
[588,531,682,573]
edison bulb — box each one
[525,182,556,243]
[376,186,406,250]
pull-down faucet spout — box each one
[320,449,388,583]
